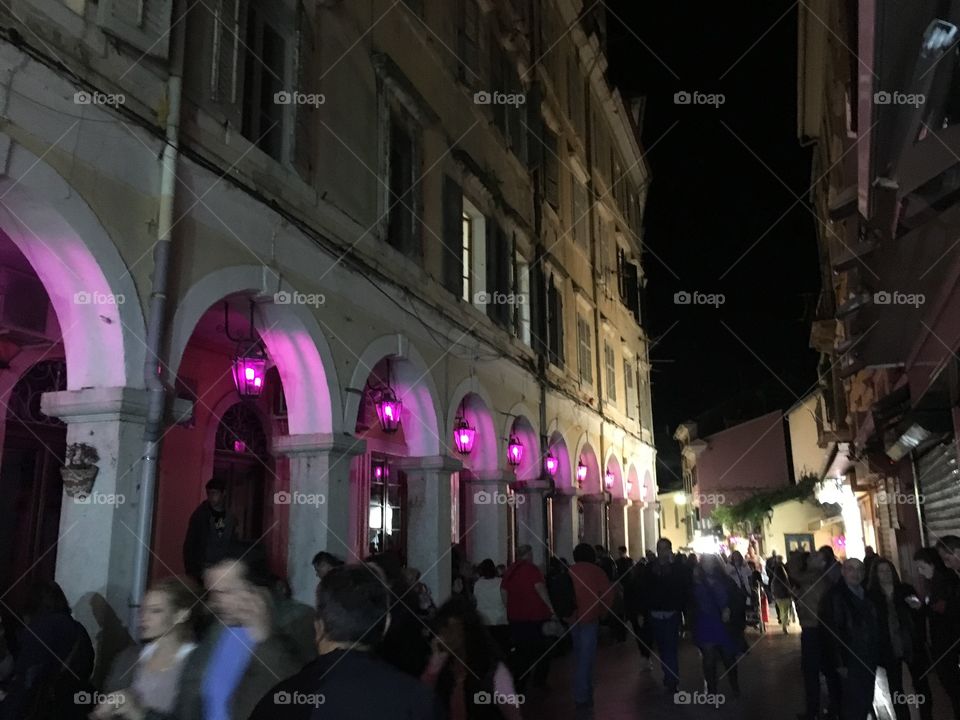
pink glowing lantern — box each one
[453,417,477,455]
[605,471,615,490]
[626,479,634,494]
[233,439,246,453]
[576,460,588,487]
[373,462,387,480]
[232,344,267,399]
[544,453,558,476]
[507,435,524,466]
[375,389,402,433]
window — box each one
[604,342,616,402]
[547,275,564,367]
[577,314,592,385]
[462,212,473,301]
[566,54,582,134]
[572,180,589,249]
[387,107,422,260]
[544,128,560,210]
[241,4,291,161]
[516,256,531,346]
[458,0,481,83]
[624,359,638,421]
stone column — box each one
[41,387,150,679]
[551,491,580,561]
[644,503,658,552]
[272,433,366,605]
[608,498,628,554]
[627,502,645,558]
[514,480,551,567]
[463,471,510,566]
[398,455,460,601]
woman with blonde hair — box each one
[92,577,199,718]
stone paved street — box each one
[522,622,954,720]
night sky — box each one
[606,1,821,487]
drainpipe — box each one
[129,6,185,636]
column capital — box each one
[272,432,366,457]
[42,387,151,424]
[396,454,462,473]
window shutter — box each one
[495,227,512,328]
[529,263,545,355]
[293,0,319,183]
[98,0,173,59]
[544,129,559,208]
[486,220,498,322]
[441,176,464,296]
[184,0,246,130]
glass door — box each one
[368,457,406,562]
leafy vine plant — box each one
[710,473,821,536]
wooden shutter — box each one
[529,263,545,355]
[442,176,464,297]
[184,0,246,130]
[486,220,498,321]
[496,228,513,328]
[544,129,559,208]
[293,0,319,183]
[624,261,639,320]
[98,0,173,59]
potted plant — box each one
[61,443,100,498]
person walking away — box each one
[422,596,521,720]
[931,538,960,717]
[639,538,689,694]
[311,551,343,581]
[765,551,781,622]
[500,545,557,691]
[823,558,881,720]
[545,557,575,657]
[770,554,794,633]
[182,479,237,582]
[691,554,742,698]
[565,544,614,710]
[624,559,654,670]
[912,547,950,720]
[614,547,633,579]
[0,581,94,720]
[250,564,439,719]
[474,559,510,657]
[93,577,200,719]
[792,545,842,720]
[867,558,931,720]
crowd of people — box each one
[0,482,958,720]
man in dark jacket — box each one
[639,538,690,694]
[823,558,880,720]
[250,564,438,719]
[183,479,237,580]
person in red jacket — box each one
[500,545,557,691]
[566,543,615,710]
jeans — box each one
[571,621,600,706]
[840,666,876,720]
[651,613,681,690]
[700,642,739,695]
[800,627,841,718]
[630,612,653,659]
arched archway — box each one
[548,430,578,560]
[576,441,604,547]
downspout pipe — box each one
[129,7,185,636]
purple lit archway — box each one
[447,384,498,472]
[605,454,624,499]
[546,430,572,490]
[505,408,539,482]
